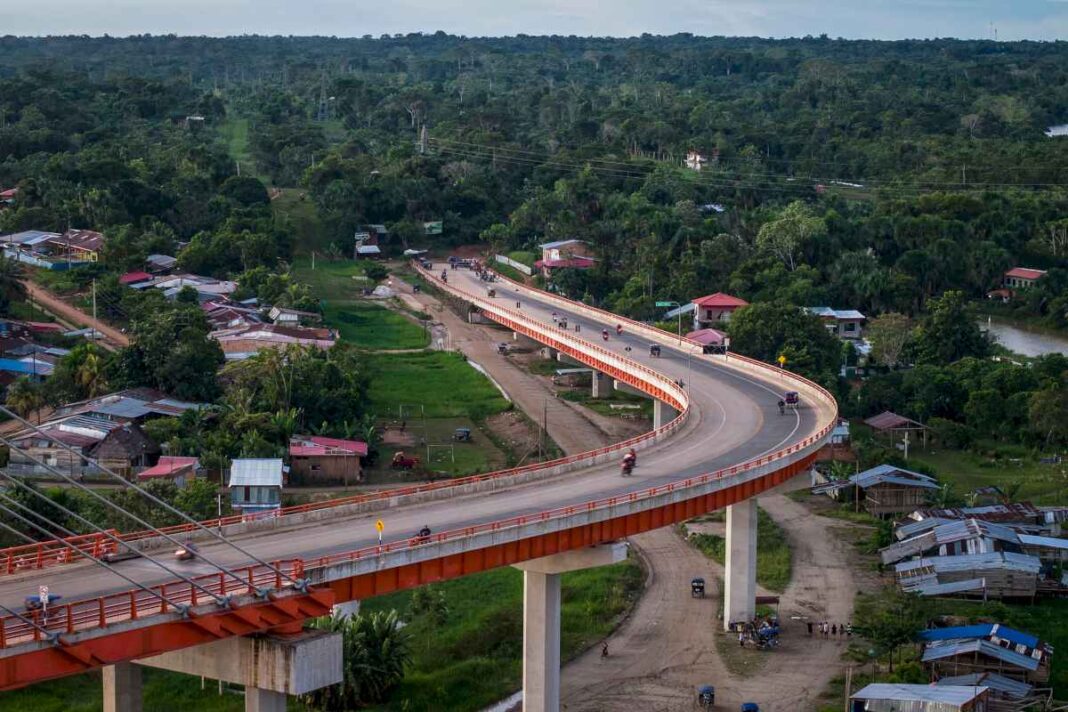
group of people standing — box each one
[806,620,851,637]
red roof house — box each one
[137,456,201,487]
[120,271,153,285]
[288,435,367,485]
[686,328,728,346]
[1003,268,1047,290]
[692,292,748,328]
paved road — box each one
[0,269,832,612]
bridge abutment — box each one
[724,499,758,630]
[514,542,628,712]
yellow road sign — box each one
[777,354,787,367]
[375,519,384,533]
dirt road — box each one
[560,480,865,712]
[23,280,129,349]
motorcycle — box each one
[615,324,623,336]
[174,541,198,561]
[621,459,635,476]
[602,330,609,341]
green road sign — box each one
[655,301,675,307]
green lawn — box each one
[906,447,1068,505]
[366,351,510,420]
[0,667,264,712]
[682,507,793,592]
[291,257,369,300]
[362,560,643,711]
[506,251,536,267]
[325,301,429,350]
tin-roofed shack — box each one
[850,683,989,712]
[812,464,939,517]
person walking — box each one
[806,621,813,636]
[831,623,837,636]
[516,301,521,309]
[738,631,745,647]
[601,641,609,658]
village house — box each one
[691,292,748,329]
[920,625,1052,684]
[934,673,1036,706]
[211,323,337,360]
[894,550,1041,599]
[228,458,285,514]
[813,463,940,517]
[0,187,18,209]
[1003,267,1046,290]
[53,388,207,424]
[45,229,106,263]
[8,415,159,480]
[534,239,595,276]
[288,435,367,486]
[849,683,989,712]
[136,456,201,488]
[268,306,322,327]
[806,307,866,339]
[145,253,178,273]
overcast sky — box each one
[6,0,1068,41]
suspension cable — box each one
[0,494,192,617]
[0,404,304,591]
[0,427,294,598]
[0,473,228,607]
[0,518,93,642]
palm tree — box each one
[73,346,108,397]
[304,610,411,710]
[5,377,43,418]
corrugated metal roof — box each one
[919,624,1044,654]
[910,578,986,596]
[852,464,939,490]
[896,517,955,540]
[538,239,584,249]
[852,683,987,704]
[922,639,1040,671]
[865,410,927,431]
[919,502,1041,523]
[936,673,1032,699]
[1019,533,1068,550]
[896,551,1041,575]
[229,459,284,488]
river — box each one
[980,316,1068,357]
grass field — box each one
[682,507,793,592]
[218,117,259,181]
[0,667,253,712]
[272,189,325,253]
[362,559,643,711]
[325,301,429,350]
[366,351,510,420]
[906,447,1068,505]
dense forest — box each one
[0,33,1067,459]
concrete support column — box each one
[245,687,287,712]
[514,542,628,712]
[653,400,678,429]
[522,569,562,712]
[724,498,758,630]
[590,371,609,399]
[332,599,360,618]
[540,347,557,361]
[103,662,142,712]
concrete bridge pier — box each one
[723,498,758,630]
[653,400,679,429]
[102,629,344,712]
[514,542,628,712]
[590,371,613,398]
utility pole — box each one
[92,279,97,340]
[311,251,316,270]
[419,125,429,154]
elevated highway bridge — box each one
[0,263,837,711]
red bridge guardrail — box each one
[0,259,836,654]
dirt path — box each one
[390,274,626,455]
[23,280,129,349]
[560,479,865,712]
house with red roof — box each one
[1003,267,1047,290]
[137,456,201,488]
[288,435,367,485]
[691,292,748,329]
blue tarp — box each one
[918,624,1038,649]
